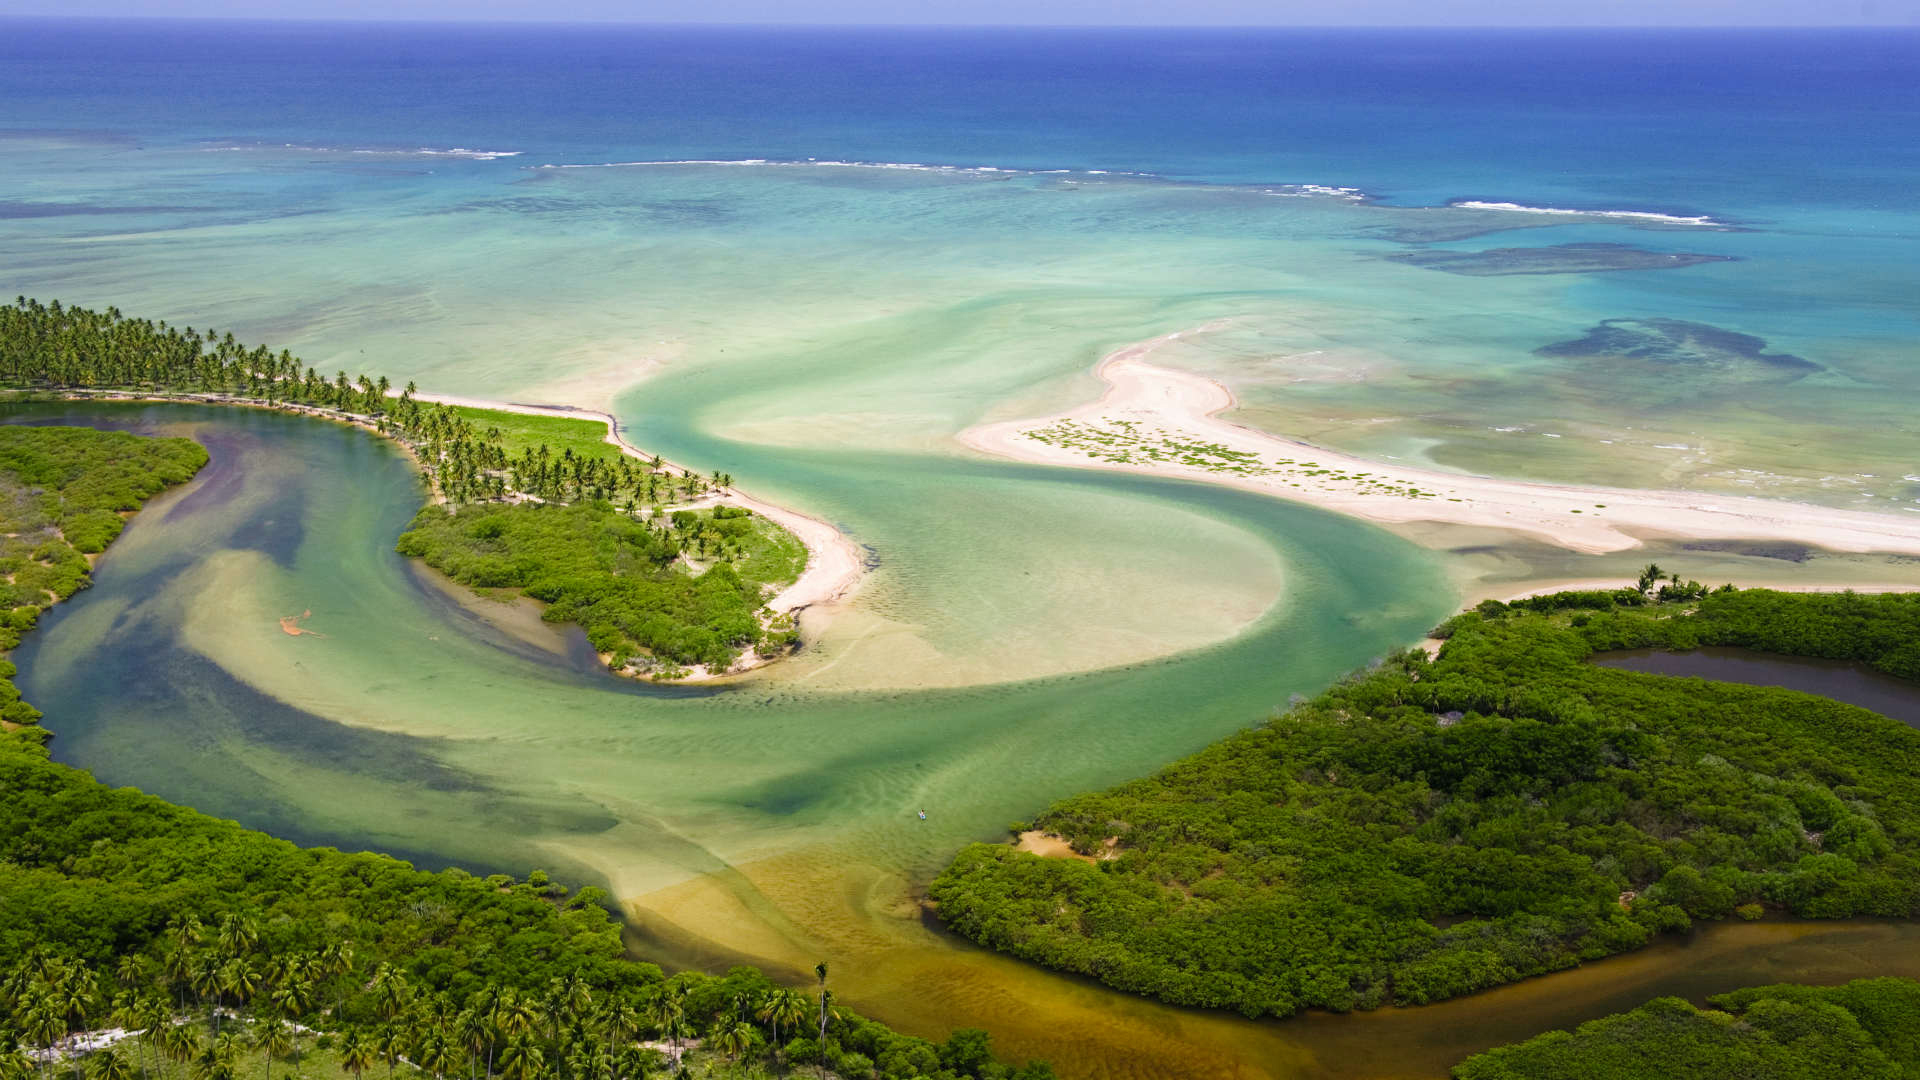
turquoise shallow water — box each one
[6,22,1920,1078]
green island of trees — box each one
[398,502,800,674]
[1451,977,1920,1079]
[0,296,803,677]
[0,422,1048,1080]
[0,425,208,733]
[930,584,1920,1019]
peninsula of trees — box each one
[931,587,1920,1018]
[0,424,208,734]
[0,297,802,676]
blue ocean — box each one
[7,22,1920,206]
[6,22,1920,1077]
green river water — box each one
[11,399,1920,1080]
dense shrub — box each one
[932,590,1920,1017]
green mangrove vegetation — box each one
[397,502,800,674]
[1451,977,1920,1080]
[0,418,1046,1080]
[0,730,1053,1080]
[0,425,208,733]
[930,585,1920,1019]
[0,298,804,678]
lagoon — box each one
[1593,647,1920,729]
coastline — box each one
[958,329,1920,560]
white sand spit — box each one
[958,331,1920,558]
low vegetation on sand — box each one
[0,296,806,678]
[1023,417,1441,499]
[0,425,207,731]
[1451,977,1920,1080]
[931,585,1920,1018]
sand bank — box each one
[959,331,1920,558]
[408,393,865,616]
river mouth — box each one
[13,398,1920,1078]
[1592,647,1920,728]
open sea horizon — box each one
[10,20,1920,1078]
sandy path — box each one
[410,393,865,614]
[958,331,1920,558]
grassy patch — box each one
[446,405,624,464]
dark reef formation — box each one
[1536,317,1819,374]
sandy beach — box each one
[408,393,866,616]
[959,330,1920,559]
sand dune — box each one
[959,331,1920,558]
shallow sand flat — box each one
[959,328,1920,559]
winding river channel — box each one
[12,399,1920,1080]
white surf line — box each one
[408,393,864,614]
[956,332,1920,559]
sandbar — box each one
[958,330,1920,559]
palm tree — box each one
[373,1026,407,1080]
[493,994,537,1047]
[190,955,223,1034]
[812,963,829,1042]
[162,948,196,1011]
[162,1023,205,1069]
[112,958,145,992]
[254,1016,293,1080]
[711,1020,752,1069]
[595,999,639,1058]
[370,967,410,1024]
[167,917,205,956]
[0,1040,35,1080]
[546,974,591,1037]
[414,1031,457,1080]
[451,1009,487,1080]
[755,988,807,1072]
[320,944,354,1017]
[217,961,258,1030]
[643,987,686,1071]
[189,1035,240,1080]
[338,1030,374,1080]
[85,1049,132,1080]
[467,987,507,1080]
[23,1004,64,1080]
[136,996,172,1078]
[495,1037,541,1080]
[215,916,259,960]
